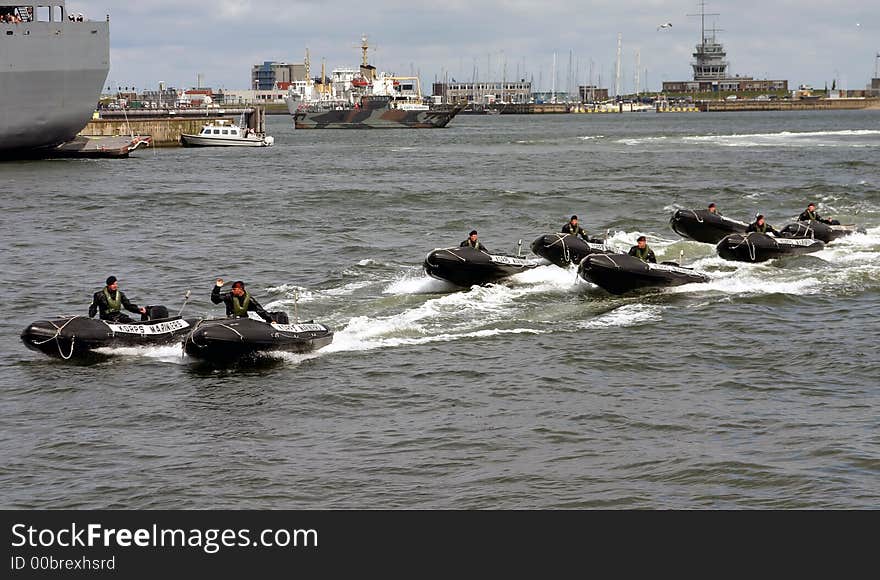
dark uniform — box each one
[628,245,657,264]
[562,222,604,244]
[798,209,835,225]
[211,285,273,322]
[747,220,781,236]
[460,239,490,253]
[88,287,142,323]
[561,222,590,240]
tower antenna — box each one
[687,0,720,46]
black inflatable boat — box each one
[530,233,611,267]
[21,306,198,360]
[716,232,825,263]
[578,253,710,295]
[183,317,334,362]
[780,221,865,243]
[670,209,749,244]
[423,247,543,287]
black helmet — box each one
[232,281,245,289]
[106,276,117,286]
[469,230,478,236]
[570,215,578,221]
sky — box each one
[72,0,880,94]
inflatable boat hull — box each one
[530,233,611,267]
[21,314,198,360]
[424,247,542,287]
[670,209,749,244]
[780,221,864,243]
[716,232,825,263]
[578,253,710,295]
[183,318,333,362]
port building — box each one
[662,11,788,94]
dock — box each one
[50,135,152,158]
[80,107,268,147]
[698,97,880,112]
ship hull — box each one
[289,101,461,129]
[0,20,110,154]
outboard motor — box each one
[270,311,290,324]
[141,305,170,321]
[780,222,815,240]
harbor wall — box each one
[80,118,233,147]
[700,98,880,112]
[80,107,267,146]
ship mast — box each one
[361,34,369,68]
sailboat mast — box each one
[634,50,640,97]
[615,33,622,98]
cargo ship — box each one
[0,2,110,154]
[285,37,462,129]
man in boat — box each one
[460,230,491,253]
[747,214,781,236]
[560,215,604,243]
[798,203,838,225]
[88,276,146,323]
[212,279,274,323]
[707,202,722,216]
[628,236,657,264]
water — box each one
[1,111,878,509]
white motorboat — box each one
[180,120,274,147]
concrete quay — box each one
[81,107,267,147]
[699,98,880,112]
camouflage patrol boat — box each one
[286,36,462,129]
[292,95,462,129]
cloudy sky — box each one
[72,1,878,93]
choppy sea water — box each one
[1,110,878,509]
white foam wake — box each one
[93,344,186,364]
[583,304,665,328]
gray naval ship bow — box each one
[0,1,110,154]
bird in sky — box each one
[657,22,672,31]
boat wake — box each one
[582,304,665,328]
[619,129,880,149]
[89,226,878,367]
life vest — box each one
[564,223,584,237]
[754,222,767,233]
[103,288,122,313]
[805,210,817,221]
[634,246,650,262]
[232,292,251,317]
